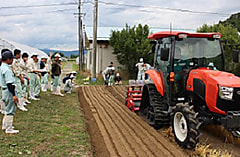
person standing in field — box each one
[28,53,41,100]
[0,49,10,115]
[0,50,20,134]
[135,58,145,81]
[40,56,49,92]
[143,62,151,81]
[11,49,28,111]
[20,52,32,104]
[51,53,64,96]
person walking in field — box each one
[51,53,64,96]
[40,56,49,92]
[28,53,41,100]
[11,49,28,111]
[135,58,145,81]
[0,50,20,134]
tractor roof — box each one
[148,31,222,40]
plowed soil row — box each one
[78,85,186,157]
[107,86,240,156]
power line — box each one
[98,0,230,16]
[0,8,76,17]
[0,1,230,17]
[0,2,77,10]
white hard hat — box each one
[116,73,120,77]
[41,56,48,59]
[54,53,61,58]
[140,58,143,62]
[71,71,77,74]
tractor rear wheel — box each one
[172,104,201,149]
[140,84,169,128]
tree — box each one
[197,23,240,75]
[109,24,153,78]
[70,54,78,58]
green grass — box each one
[0,90,92,156]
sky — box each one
[0,0,239,50]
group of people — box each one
[0,49,76,134]
[102,58,151,86]
[135,58,151,81]
[102,62,122,86]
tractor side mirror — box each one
[160,48,169,61]
[232,49,239,63]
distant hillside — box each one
[219,12,240,32]
[41,49,79,58]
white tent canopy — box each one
[0,38,48,59]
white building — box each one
[85,27,124,75]
[0,38,48,58]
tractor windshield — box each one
[174,37,224,71]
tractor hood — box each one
[189,68,240,87]
[187,68,240,115]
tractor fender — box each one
[145,69,164,96]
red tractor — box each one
[139,31,240,149]
[125,80,144,112]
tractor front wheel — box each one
[172,104,201,149]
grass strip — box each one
[0,89,91,156]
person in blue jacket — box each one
[0,50,19,134]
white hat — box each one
[54,53,61,58]
[116,73,120,77]
[70,74,75,78]
[41,56,48,59]
[71,71,77,74]
[140,58,143,62]
[31,53,38,57]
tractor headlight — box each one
[218,85,233,100]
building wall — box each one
[86,42,124,76]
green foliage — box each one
[197,23,240,75]
[70,54,79,58]
[109,24,153,78]
[219,12,240,32]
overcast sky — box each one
[0,0,239,50]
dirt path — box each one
[78,85,186,157]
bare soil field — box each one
[78,85,240,157]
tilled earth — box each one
[78,85,240,157]
[78,85,186,157]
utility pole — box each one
[92,0,98,78]
[78,0,83,70]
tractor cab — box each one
[151,32,224,103]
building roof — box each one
[85,26,196,41]
[0,38,48,58]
